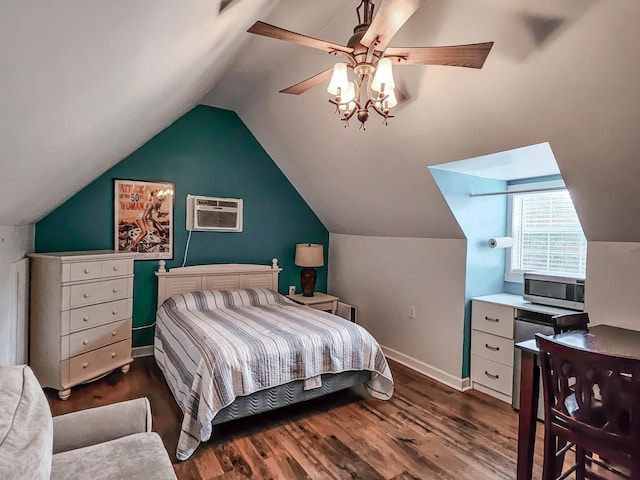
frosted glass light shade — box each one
[381,89,397,109]
[339,100,357,111]
[371,57,395,93]
[327,63,349,95]
[295,243,324,267]
[340,82,356,103]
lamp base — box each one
[300,267,317,297]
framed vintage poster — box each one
[114,179,175,259]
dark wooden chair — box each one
[551,312,590,334]
[536,333,640,480]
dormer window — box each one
[506,180,587,282]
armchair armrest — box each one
[52,397,152,454]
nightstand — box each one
[287,292,339,315]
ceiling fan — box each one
[247,0,494,129]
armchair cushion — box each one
[0,365,52,480]
[51,432,177,480]
[52,397,151,454]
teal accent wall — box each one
[429,168,508,378]
[35,105,329,347]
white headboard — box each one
[155,258,282,307]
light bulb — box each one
[327,63,349,96]
[371,57,395,93]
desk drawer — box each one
[67,319,131,357]
[68,339,131,385]
[471,301,514,339]
[471,355,513,396]
[67,278,130,309]
[471,330,514,367]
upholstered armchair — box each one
[0,365,177,480]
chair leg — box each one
[542,430,558,480]
[632,456,640,480]
[575,446,586,480]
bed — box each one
[153,260,394,460]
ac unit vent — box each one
[186,195,243,232]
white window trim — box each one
[504,179,566,283]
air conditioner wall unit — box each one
[186,195,243,232]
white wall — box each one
[585,241,640,330]
[0,225,34,365]
[328,234,467,389]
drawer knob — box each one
[112,331,117,337]
[484,370,499,380]
[112,288,118,293]
[84,268,90,274]
[83,293,90,298]
[83,362,89,369]
[82,339,89,345]
[83,316,89,322]
[485,344,500,352]
[484,316,499,323]
[112,310,118,315]
[111,352,117,358]
[113,265,119,271]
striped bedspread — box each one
[154,288,394,461]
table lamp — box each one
[294,243,324,297]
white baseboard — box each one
[381,345,468,392]
[132,345,154,358]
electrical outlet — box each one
[288,286,296,295]
[408,305,416,319]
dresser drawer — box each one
[68,258,132,282]
[66,298,132,333]
[67,278,131,309]
[471,301,514,339]
[471,355,513,396]
[68,339,132,385]
[66,319,131,357]
[471,330,514,367]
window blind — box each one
[510,190,587,277]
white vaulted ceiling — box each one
[2,0,640,242]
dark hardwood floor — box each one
[46,357,541,479]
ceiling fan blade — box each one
[280,67,335,95]
[248,21,353,55]
[394,87,407,103]
[361,0,426,51]
[385,42,494,69]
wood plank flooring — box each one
[46,357,543,479]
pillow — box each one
[168,288,292,312]
[0,365,53,480]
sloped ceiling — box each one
[2,0,640,243]
[0,0,274,226]
[204,0,640,242]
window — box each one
[506,182,587,282]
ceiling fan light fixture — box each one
[327,62,349,95]
[339,81,356,104]
[339,101,357,112]
[378,89,397,109]
[371,57,395,93]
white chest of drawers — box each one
[29,250,135,399]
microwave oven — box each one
[523,273,585,311]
